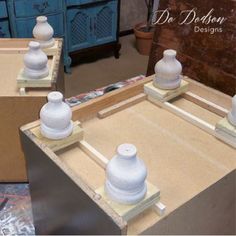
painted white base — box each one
[23,66,49,79]
[228,112,236,126]
[37,38,55,49]
[40,120,73,140]
[105,180,147,205]
[154,76,181,90]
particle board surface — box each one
[79,100,236,235]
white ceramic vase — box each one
[23,41,49,79]
[228,95,236,126]
[154,49,182,90]
[33,16,55,48]
[105,144,147,205]
[40,91,73,140]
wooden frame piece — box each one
[0,39,60,56]
[97,93,147,119]
[148,95,216,136]
[182,91,229,117]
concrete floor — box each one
[65,34,149,97]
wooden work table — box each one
[0,38,64,182]
[20,75,235,235]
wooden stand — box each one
[20,75,236,235]
[0,38,64,182]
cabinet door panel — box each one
[0,20,11,37]
[93,1,117,46]
[15,13,64,38]
[0,1,8,19]
[67,8,91,52]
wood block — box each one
[97,93,147,119]
[30,121,83,152]
[17,69,53,88]
[96,181,160,221]
[17,56,56,89]
[42,40,60,56]
[215,117,236,148]
[144,79,189,102]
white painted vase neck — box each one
[154,49,182,90]
[105,144,147,205]
[163,49,177,62]
[33,16,55,48]
[23,41,49,79]
[40,91,73,140]
[228,95,236,126]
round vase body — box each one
[40,91,73,140]
[23,41,49,79]
[33,16,55,48]
[105,144,147,205]
[154,49,182,90]
[228,95,236,126]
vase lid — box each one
[117,144,137,159]
[163,49,177,58]
[36,16,47,23]
[28,41,40,50]
[47,91,63,103]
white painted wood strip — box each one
[148,96,215,136]
[153,202,166,217]
[183,91,229,117]
[79,140,109,169]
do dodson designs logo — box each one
[152,8,227,34]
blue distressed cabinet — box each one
[0,0,11,37]
[1,0,120,72]
[67,0,118,52]
[66,0,121,71]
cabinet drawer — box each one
[13,0,63,18]
[0,20,11,37]
[66,0,107,7]
[0,1,8,19]
[15,13,64,38]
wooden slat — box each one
[72,76,153,121]
[79,140,109,169]
[183,91,229,117]
[97,93,147,119]
[148,96,215,136]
